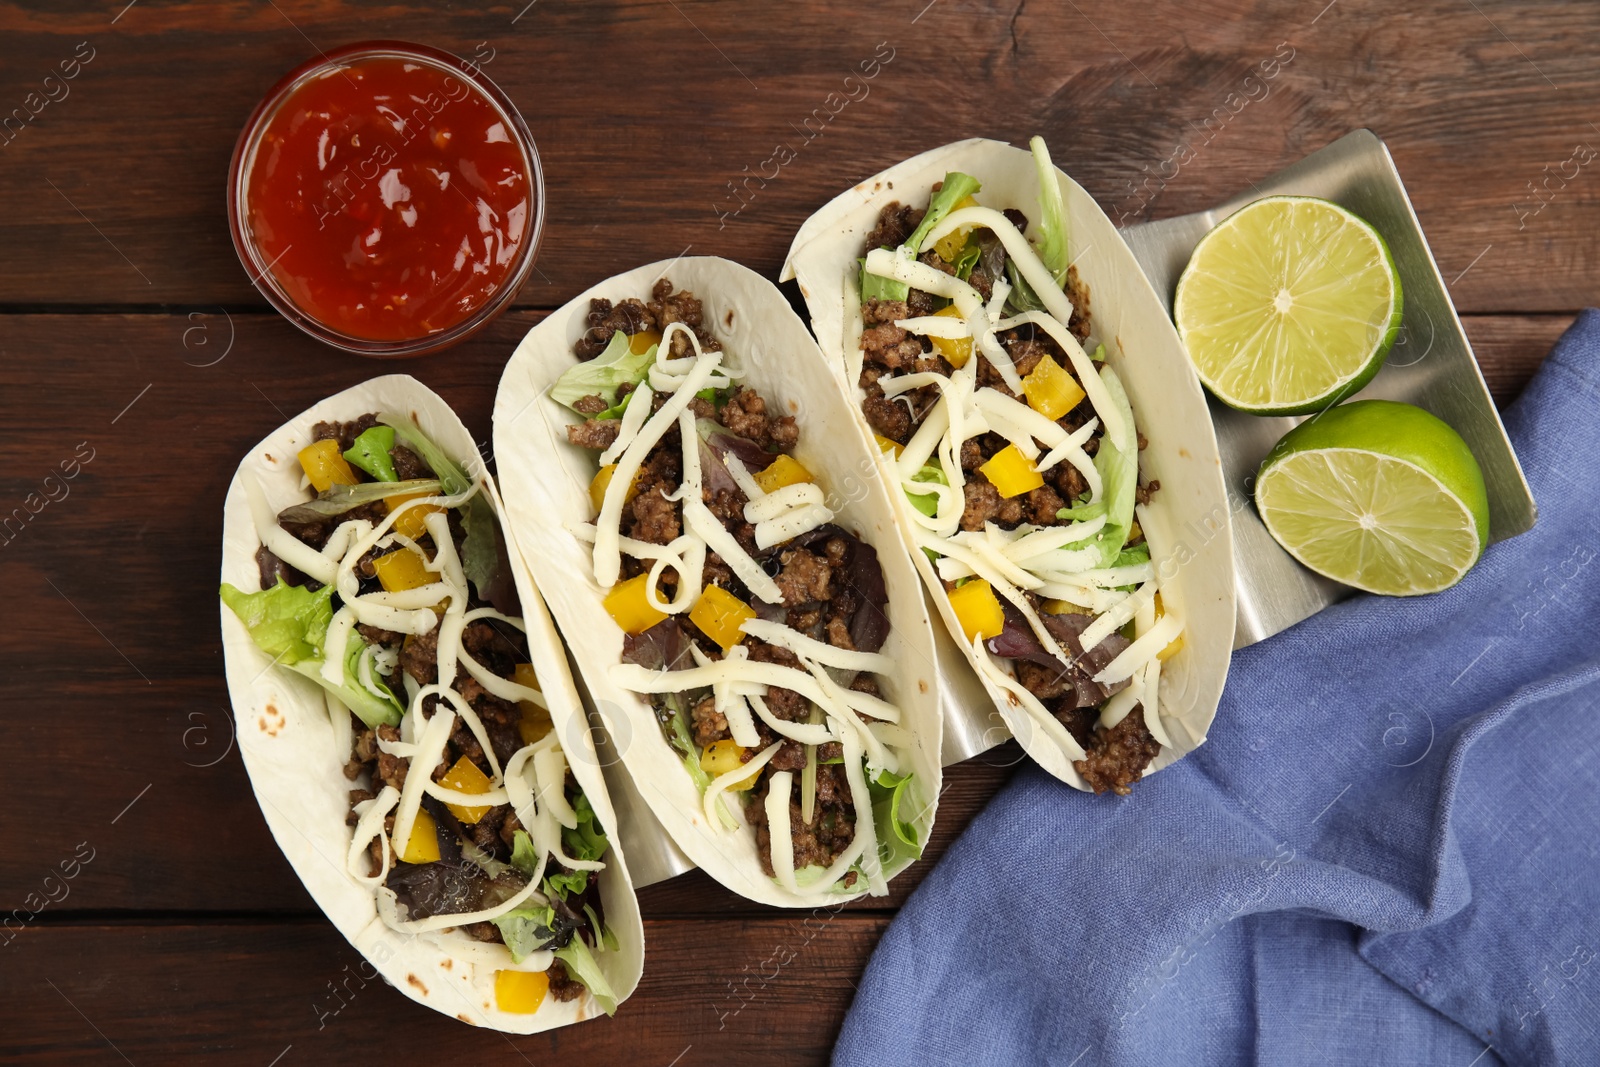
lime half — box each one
[1175,196,1402,415]
[1255,400,1490,596]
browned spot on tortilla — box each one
[264,453,274,463]
[1179,447,1191,459]
[725,309,735,327]
[457,1014,475,1024]
[259,703,285,737]
[1115,335,1123,353]
[407,974,428,994]
[440,959,452,971]
[918,680,929,694]
[1005,693,1021,707]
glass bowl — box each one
[227,41,544,358]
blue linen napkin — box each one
[835,311,1600,1067]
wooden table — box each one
[1,1,1591,1061]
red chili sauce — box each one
[244,57,531,342]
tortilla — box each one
[218,374,643,1032]
[781,138,1236,787]
[492,257,943,907]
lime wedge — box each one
[1255,400,1489,596]
[1175,196,1402,415]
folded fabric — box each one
[835,310,1600,1067]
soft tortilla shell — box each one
[782,138,1236,786]
[218,374,643,1032]
[492,257,943,908]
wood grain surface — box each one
[1,0,1593,1061]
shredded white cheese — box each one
[702,740,784,831]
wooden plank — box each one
[1462,313,1574,405]
[0,1,1596,310]
[0,918,883,1065]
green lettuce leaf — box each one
[509,829,541,878]
[905,171,982,255]
[1029,136,1068,286]
[379,412,502,601]
[493,905,562,964]
[275,478,441,523]
[458,496,502,603]
[543,868,590,899]
[905,461,948,518]
[220,580,402,727]
[510,828,592,899]
[549,331,656,412]
[665,694,713,792]
[1088,365,1139,568]
[861,172,982,303]
[379,413,471,495]
[1112,541,1151,568]
[1005,137,1071,315]
[1055,499,1107,524]
[952,239,982,281]
[555,935,619,1016]
[343,425,397,482]
[219,578,331,665]
[562,793,609,864]
[860,257,908,305]
[584,903,619,952]
[869,769,922,867]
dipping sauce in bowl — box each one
[229,42,543,357]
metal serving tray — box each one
[608,128,1537,889]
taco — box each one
[493,257,942,907]
[218,375,642,1031]
[783,137,1235,793]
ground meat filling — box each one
[573,278,724,360]
[861,198,1163,783]
[1059,706,1162,796]
[568,282,891,878]
[276,411,599,990]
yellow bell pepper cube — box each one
[628,329,662,355]
[589,463,642,514]
[602,573,669,635]
[874,433,904,459]
[931,195,980,262]
[398,808,441,864]
[947,579,1005,644]
[1153,593,1183,661]
[372,548,433,593]
[384,490,446,539]
[689,585,756,652]
[494,969,550,1014]
[1021,353,1086,421]
[1044,598,1092,617]
[438,756,494,824]
[298,439,360,493]
[753,453,813,494]
[512,663,553,743]
[928,304,972,369]
[700,739,761,791]
[979,444,1044,498]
